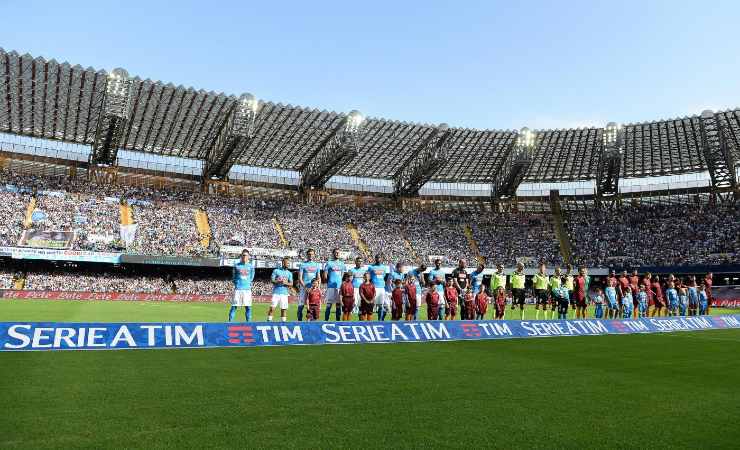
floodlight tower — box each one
[596,121,624,200]
[492,127,535,202]
[202,93,260,181]
[299,110,365,190]
[699,110,737,202]
[90,68,132,166]
[393,123,451,197]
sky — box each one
[2,0,740,130]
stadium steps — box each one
[549,190,573,263]
[402,235,420,264]
[120,201,134,226]
[272,217,289,248]
[463,224,485,266]
[13,273,26,290]
[194,209,212,249]
[23,197,36,229]
[346,223,370,259]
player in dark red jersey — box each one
[405,275,418,321]
[426,288,440,320]
[306,279,322,321]
[359,272,376,321]
[705,273,713,313]
[494,286,506,319]
[630,270,640,319]
[475,288,489,320]
[444,279,459,320]
[462,287,475,320]
[340,273,354,321]
[391,279,404,320]
[651,275,665,317]
[573,267,588,319]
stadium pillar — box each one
[699,110,738,202]
[596,122,624,204]
[202,94,260,182]
[299,111,364,191]
[392,124,452,197]
[90,68,132,166]
[491,127,534,204]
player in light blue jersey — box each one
[678,284,688,316]
[699,284,709,315]
[470,262,485,295]
[323,248,347,321]
[367,254,390,321]
[622,290,633,319]
[297,249,322,321]
[349,257,366,318]
[592,288,604,319]
[229,249,255,321]
[665,281,679,316]
[428,258,447,320]
[637,285,648,318]
[268,257,293,322]
[687,276,699,316]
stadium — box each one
[2,4,740,448]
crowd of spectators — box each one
[16,269,287,296]
[565,203,740,267]
[0,188,27,247]
[473,213,564,267]
[3,168,739,269]
[0,269,15,289]
[25,270,173,293]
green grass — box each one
[0,298,737,322]
[1,299,739,449]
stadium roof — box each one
[1,48,738,184]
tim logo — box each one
[460,323,481,337]
[710,317,727,328]
[227,325,255,344]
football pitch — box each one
[1,300,739,449]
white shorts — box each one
[373,287,386,306]
[271,294,289,310]
[326,288,340,305]
[231,290,252,307]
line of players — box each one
[228,248,715,322]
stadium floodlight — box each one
[517,127,535,149]
[345,110,365,133]
[104,68,132,119]
[513,127,536,161]
[603,122,623,148]
[233,93,260,137]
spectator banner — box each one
[1,247,122,263]
[31,209,47,223]
[1,315,738,352]
[18,230,74,249]
[120,254,222,267]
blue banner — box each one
[1,315,739,351]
